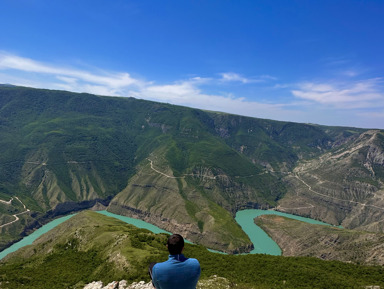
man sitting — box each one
[149,234,201,289]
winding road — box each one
[293,172,384,211]
[0,196,30,229]
[147,158,268,180]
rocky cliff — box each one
[256,214,384,265]
[278,130,384,232]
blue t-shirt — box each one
[152,254,201,289]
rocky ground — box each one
[83,280,153,289]
[83,275,233,289]
[83,278,381,289]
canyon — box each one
[0,86,383,254]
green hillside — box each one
[0,86,383,253]
[1,211,384,289]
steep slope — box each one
[1,211,384,289]
[279,130,384,231]
[255,214,384,265]
[0,87,149,249]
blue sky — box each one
[1,0,384,129]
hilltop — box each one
[1,211,384,289]
[0,86,383,253]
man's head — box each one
[166,234,184,255]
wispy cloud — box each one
[0,52,144,95]
[219,72,276,84]
[292,78,384,109]
[133,77,301,122]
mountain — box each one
[1,211,383,289]
[279,130,384,230]
[0,85,383,253]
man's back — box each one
[151,254,200,289]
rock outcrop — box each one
[84,280,153,289]
[83,276,233,289]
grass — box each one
[1,211,384,289]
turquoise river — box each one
[0,209,335,260]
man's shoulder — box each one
[154,256,200,270]
[185,257,200,265]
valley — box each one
[0,86,383,256]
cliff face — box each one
[256,214,384,265]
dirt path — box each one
[0,196,30,229]
[0,197,13,205]
[294,173,384,211]
[147,158,184,179]
[147,158,217,180]
[276,203,315,211]
[147,158,268,180]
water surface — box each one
[0,214,75,260]
[235,209,334,255]
[97,210,170,234]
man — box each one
[149,234,201,289]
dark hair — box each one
[167,234,184,255]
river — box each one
[235,209,335,255]
[0,209,335,260]
[0,214,75,260]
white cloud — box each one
[219,72,274,84]
[0,52,144,94]
[220,72,251,83]
[292,78,384,109]
[133,78,304,122]
[260,74,278,81]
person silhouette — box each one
[149,234,201,289]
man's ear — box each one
[182,247,184,253]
